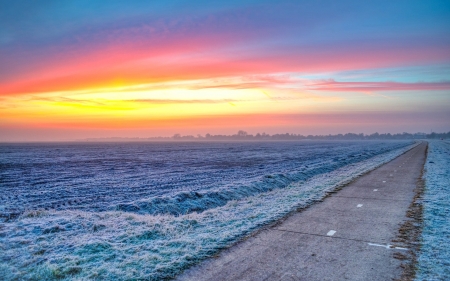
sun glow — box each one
[1,80,305,129]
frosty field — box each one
[0,141,417,280]
[416,140,450,280]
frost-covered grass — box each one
[0,141,413,218]
[415,140,450,280]
[0,142,418,280]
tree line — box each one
[169,130,450,140]
[84,131,450,141]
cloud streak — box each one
[307,80,450,92]
[0,1,449,96]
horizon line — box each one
[2,131,448,143]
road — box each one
[176,142,427,281]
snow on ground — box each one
[0,141,417,280]
[416,140,450,280]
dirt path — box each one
[176,142,427,281]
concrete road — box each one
[176,142,427,281]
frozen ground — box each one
[415,140,450,280]
[0,141,413,218]
[0,141,416,280]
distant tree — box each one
[237,130,248,137]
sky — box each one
[0,0,449,141]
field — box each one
[416,140,450,280]
[0,141,417,280]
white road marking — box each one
[357,204,363,207]
[368,243,408,250]
[383,181,386,183]
[327,230,336,236]
[373,189,378,191]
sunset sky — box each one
[1,0,449,141]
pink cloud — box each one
[0,27,449,96]
[307,79,450,92]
